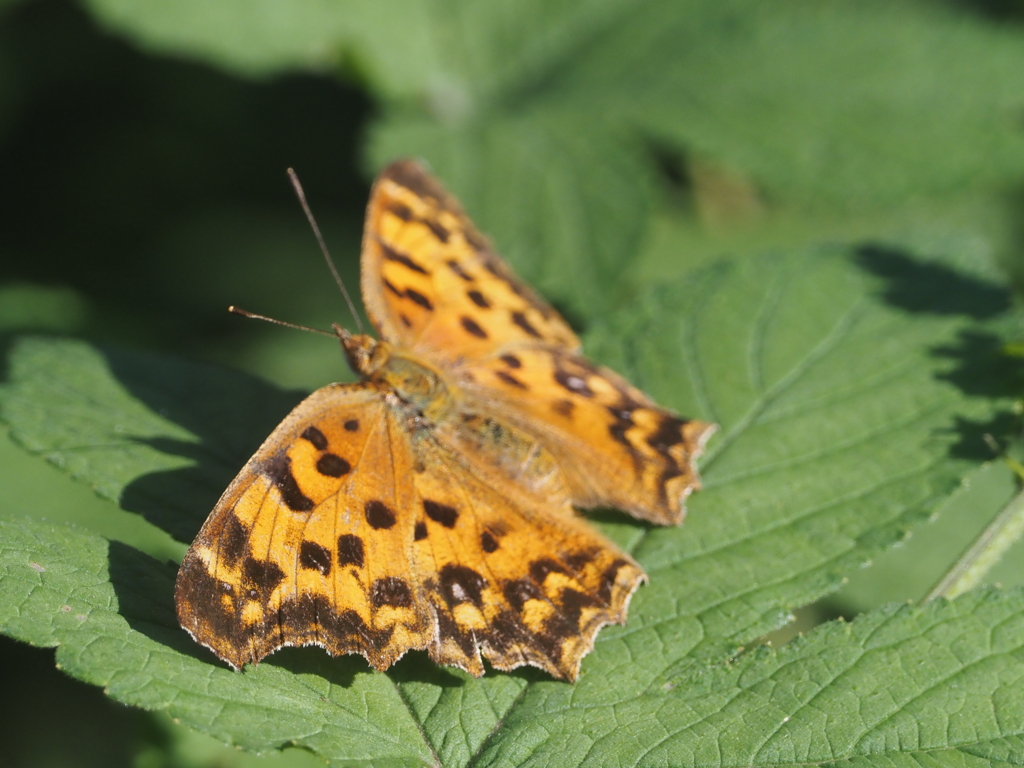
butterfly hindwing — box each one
[408,434,645,680]
[457,346,716,524]
[421,400,647,678]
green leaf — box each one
[3,516,1023,766]
[0,340,305,544]
[474,589,1024,767]
[81,0,444,95]
[0,517,437,767]
[836,460,1024,612]
[0,244,1017,766]
[79,0,1024,317]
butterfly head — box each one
[333,323,455,422]
[333,324,386,378]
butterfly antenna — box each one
[287,168,365,333]
[228,306,336,337]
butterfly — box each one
[175,160,715,681]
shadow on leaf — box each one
[388,653,470,687]
[854,243,1011,320]
[948,0,1024,22]
[101,347,307,543]
[854,243,1021,460]
[262,646,377,689]
[106,539,216,665]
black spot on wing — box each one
[414,521,428,541]
[656,464,685,506]
[337,534,365,568]
[447,260,473,282]
[265,454,315,512]
[598,558,630,603]
[299,541,332,576]
[242,557,285,599]
[504,577,544,612]
[301,426,328,451]
[607,404,635,448]
[648,415,687,454]
[511,310,542,339]
[540,609,581,650]
[563,549,598,572]
[483,610,525,655]
[380,241,429,275]
[482,256,503,278]
[423,499,459,528]
[439,564,487,607]
[432,601,477,659]
[365,500,397,529]
[316,453,351,478]
[425,218,450,243]
[387,201,413,221]
[344,419,359,431]
[499,353,521,369]
[552,399,575,418]
[371,577,414,608]
[461,316,488,338]
[405,287,434,310]
[495,370,528,389]
[481,531,499,553]
[558,588,601,625]
[220,515,250,568]
[467,289,490,308]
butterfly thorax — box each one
[338,328,455,424]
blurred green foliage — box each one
[3,0,1024,765]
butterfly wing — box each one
[408,428,645,681]
[360,159,580,359]
[360,160,714,525]
[175,379,644,680]
[457,347,716,525]
[175,383,435,671]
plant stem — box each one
[923,481,1024,603]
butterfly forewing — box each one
[360,160,580,359]
[362,160,713,525]
[175,383,435,671]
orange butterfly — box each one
[175,160,715,681]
